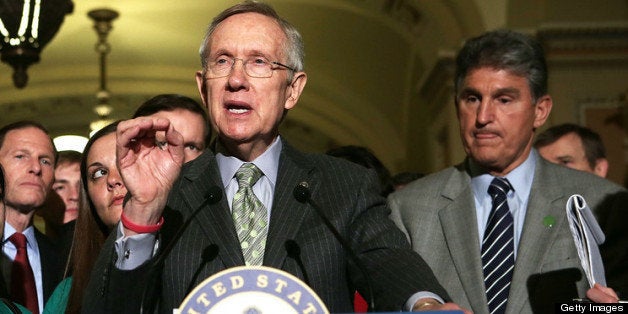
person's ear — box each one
[195,70,209,109]
[533,95,553,129]
[593,158,609,178]
[284,72,307,110]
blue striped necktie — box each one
[482,177,515,314]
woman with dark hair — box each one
[44,121,126,313]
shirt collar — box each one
[216,136,282,187]
[470,149,537,202]
[3,222,36,249]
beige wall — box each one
[0,0,626,184]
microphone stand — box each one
[293,182,376,311]
[139,186,223,314]
[284,239,311,286]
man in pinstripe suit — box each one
[82,2,470,313]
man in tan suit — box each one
[389,30,625,314]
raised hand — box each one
[116,117,184,233]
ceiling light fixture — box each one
[0,0,73,88]
[53,134,88,152]
[87,8,118,135]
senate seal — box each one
[178,266,329,314]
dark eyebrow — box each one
[184,140,203,147]
[87,162,105,169]
[492,87,520,98]
[458,87,480,98]
[209,49,231,59]
[12,148,54,161]
[12,148,29,155]
[40,153,54,161]
[247,50,269,57]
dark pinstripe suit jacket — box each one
[82,140,448,313]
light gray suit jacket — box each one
[389,154,627,314]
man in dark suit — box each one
[0,121,64,314]
[389,30,626,314]
[82,1,468,313]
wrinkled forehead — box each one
[2,127,55,154]
[208,12,287,57]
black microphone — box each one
[284,240,310,286]
[184,244,220,295]
[293,182,376,311]
[140,185,223,314]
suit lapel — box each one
[177,151,244,267]
[264,142,315,268]
[34,229,60,301]
[176,142,316,269]
[438,165,489,313]
[508,157,566,314]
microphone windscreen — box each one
[293,182,310,203]
[206,186,223,204]
[284,239,301,257]
[202,244,220,262]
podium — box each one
[177,266,329,313]
[177,266,463,314]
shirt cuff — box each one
[404,291,445,311]
[114,222,159,270]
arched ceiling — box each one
[1,0,559,173]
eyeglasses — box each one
[206,56,295,78]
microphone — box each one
[284,240,310,286]
[184,244,220,295]
[293,182,376,311]
[140,185,223,314]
